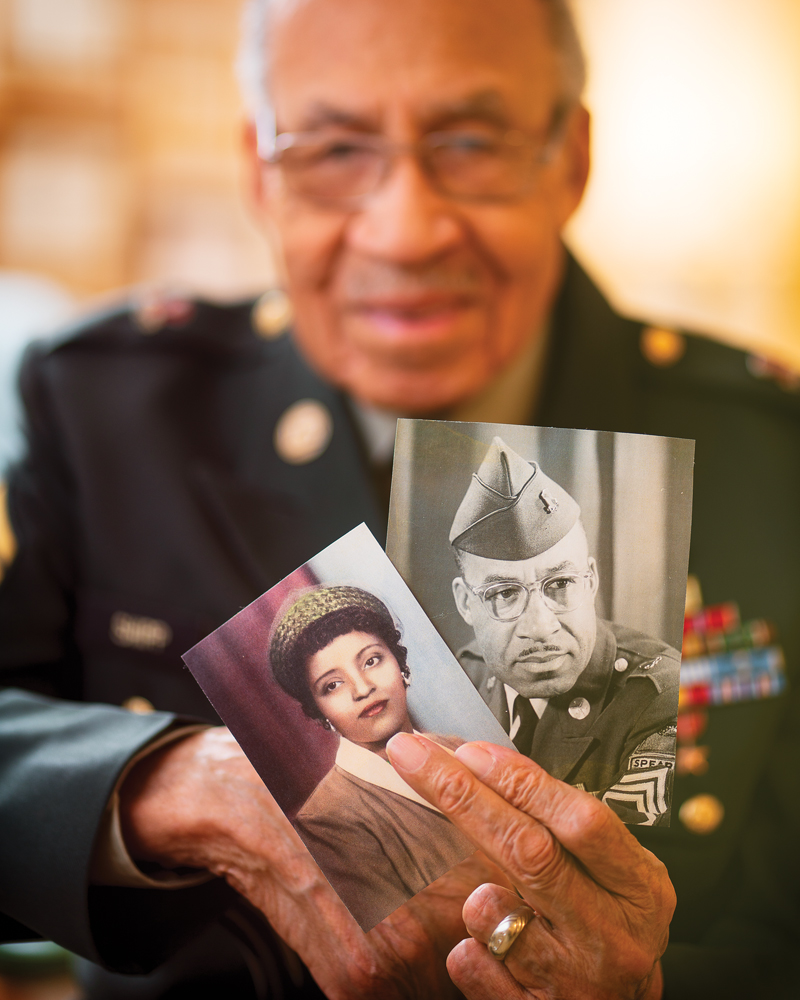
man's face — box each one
[452,523,599,698]
[252,0,590,413]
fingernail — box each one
[454,743,495,779]
[387,733,430,772]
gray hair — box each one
[236,0,586,137]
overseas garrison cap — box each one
[449,437,580,560]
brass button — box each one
[0,482,18,580]
[679,793,724,834]
[641,327,686,367]
[614,657,628,672]
[568,697,590,720]
[274,399,333,465]
[122,696,155,714]
[253,289,293,339]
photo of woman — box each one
[183,523,512,930]
[269,585,476,930]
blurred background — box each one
[1,0,799,414]
[0,0,799,995]
[0,0,273,299]
[569,0,800,375]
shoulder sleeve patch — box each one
[627,725,676,773]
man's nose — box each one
[346,154,464,263]
[516,590,561,639]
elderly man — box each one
[1,0,799,997]
[450,437,679,824]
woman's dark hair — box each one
[269,586,409,724]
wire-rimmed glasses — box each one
[260,105,570,208]
[465,571,594,622]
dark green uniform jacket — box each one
[458,618,680,826]
[1,254,799,997]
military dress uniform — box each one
[1,255,799,998]
[458,619,680,826]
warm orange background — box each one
[1,0,799,368]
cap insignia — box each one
[539,489,559,514]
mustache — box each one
[338,260,486,299]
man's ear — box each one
[241,120,287,279]
[242,120,282,215]
[452,577,475,626]
[552,103,591,227]
[242,120,264,210]
[587,556,599,598]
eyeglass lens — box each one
[482,575,587,620]
[278,132,538,203]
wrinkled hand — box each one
[387,735,675,1000]
[119,727,510,1000]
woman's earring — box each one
[322,718,336,732]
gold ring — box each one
[487,905,536,960]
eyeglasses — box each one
[260,107,570,208]
[465,571,594,622]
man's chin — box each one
[292,310,521,412]
[338,357,490,414]
[514,663,582,700]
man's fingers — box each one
[388,732,674,934]
[447,937,532,1000]
[462,882,538,947]
[461,882,557,990]
[454,741,669,899]
[387,733,589,922]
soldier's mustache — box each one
[340,264,484,299]
[519,645,562,656]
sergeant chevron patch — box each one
[602,767,672,826]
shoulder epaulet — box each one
[608,623,681,695]
[36,290,263,360]
[639,325,800,414]
[625,650,680,685]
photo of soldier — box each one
[388,422,693,824]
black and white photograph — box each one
[388,420,694,826]
[183,523,512,931]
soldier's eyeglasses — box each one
[260,107,570,208]
[465,571,594,622]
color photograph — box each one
[183,522,512,931]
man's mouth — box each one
[346,295,476,339]
[517,647,564,665]
[359,699,388,719]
